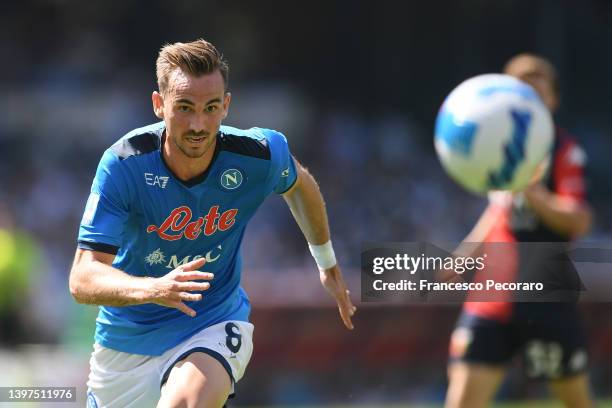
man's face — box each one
[153,69,230,159]
[505,57,558,112]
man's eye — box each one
[178,106,191,112]
[206,105,218,113]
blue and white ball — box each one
[434,74,554,194]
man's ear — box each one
[222,92,231,119]
[152,91,164,119]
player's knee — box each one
[445,363,503,408]
[446,390,484,408]
[159,390,227,408]
[445,382,475,408]
[446,368,471,408]
[446,386,490,408]
[549,374,594,408]
[158,380,229,408]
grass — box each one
[242,401,612,408]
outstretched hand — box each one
[319,265,356,330]
[146,258,213,317]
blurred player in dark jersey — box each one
[445,54,594,408]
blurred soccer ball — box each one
[434,74,553,194]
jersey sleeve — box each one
[263,129,298,194]
[553,139,588,203]
[77,149,131,254]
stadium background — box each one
[1,0,612,406]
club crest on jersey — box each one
[146,205,238,241]
[219,168,243,190]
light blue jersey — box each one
[78,122,297,355]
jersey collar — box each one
[159,130,222,188]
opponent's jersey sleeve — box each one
[263,129,298,194]
[553,138,588,202]
[78,149,131,254]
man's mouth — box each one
[186,135,206,144]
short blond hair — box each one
[156,39,229,94]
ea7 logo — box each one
[145,173,169,188]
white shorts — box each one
[86,321,254,408]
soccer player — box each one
[69,39,356,408]
[444,54,594,408]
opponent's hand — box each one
[319,265,356,330]
[145,258,213,317]
[530,157,550,185]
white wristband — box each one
[308,241,337,270]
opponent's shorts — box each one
[86,320,254,408]
[449,304,588,379]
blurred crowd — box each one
[2,0,611,342]
[1,0,612,403]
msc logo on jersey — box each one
[144,248,166,265]
[144,245,223,269]
[220,168,243,190]
[145,173,169,188]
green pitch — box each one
[244,401,612,408]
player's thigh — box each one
[445,362,506,408]
[157,352,231,408]
[446,313,517,408]
[157,321,254,408]
[548,373,594,408]
[87,344,161,408]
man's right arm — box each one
[69,249,212,317]
[436,203,500,283]
[454,203,500,257]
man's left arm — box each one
[282,158,356,330]
[523,184,592,237]
[524,142,592,238]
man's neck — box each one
[162,133,217,182]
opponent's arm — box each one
[436,203,500,283]
[455,203,500,255]
[282,158,356,330]
[69,249,212,316]
[523,184,592,237]
[523,140,592,238]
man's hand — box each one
[319,265,356,330]
[145,258,213,317]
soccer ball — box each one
[434,74,554,194]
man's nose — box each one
[190,113,207,134]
